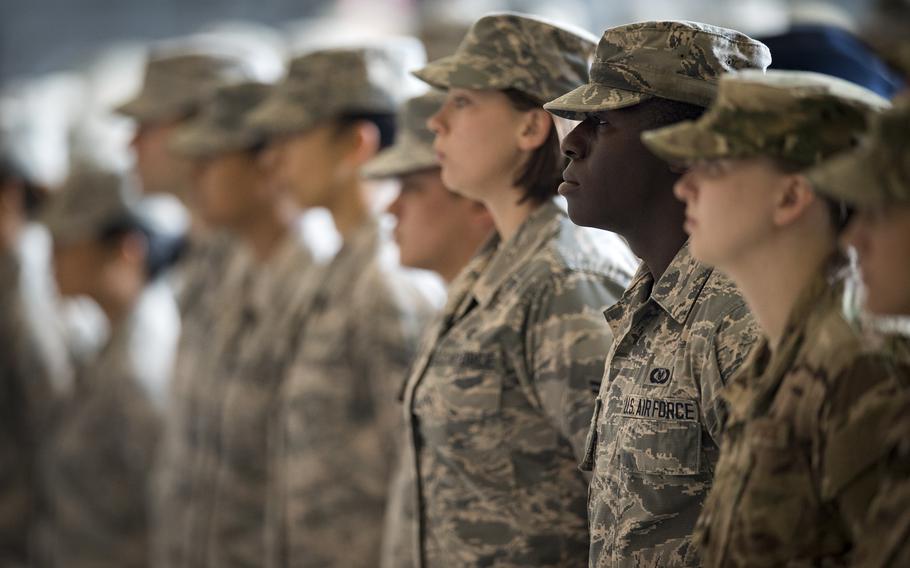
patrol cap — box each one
[170,81,271,158]
[809,98,910,207]
[362,91,444,179]
[641,70,890,168]
[42,162,139,245]
[247,42,425,137]
[544,20,772,119]
[412,12,597,104]
[115,52,254,123]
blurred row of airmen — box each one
[2,10,910,568]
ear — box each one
[771,173,817,228]
[117,231,148,268]
[342,120,381,168]
[516,109,553,152]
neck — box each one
[724,237,832,351]
[327,179,370,241]
[482,186,539,243]
[622,195,688,281]
[237,203,294,262]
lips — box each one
[558,166,582,197]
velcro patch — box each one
[619,395,698,421]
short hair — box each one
[503,88,564,204]
[98,215,186,281]
[636,97,707,131]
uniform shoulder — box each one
[691,267,753,326]
[538,216,637,285]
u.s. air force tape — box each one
[619,396,697,421]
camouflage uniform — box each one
[0,231,60,567]
[248,45,443,567]
[34,163,180,568]
[643,71,896,566]
[400,14,642,568]
[152,82,325,568]
[544,21,771,567]
[361,90,446,568]
[809,98,910,568]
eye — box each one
[588,114,610,128]
[450,94,471,109]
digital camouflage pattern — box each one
[362,90,444,179]
[116,52,255,123]
[37,284,177,568]
[584,243,759,567]
[397,200,636,567]
[642,70,890,168]
[248,43,424,137]
[412,12,597,104]
[153,232,316,568]
[696,271,910,567]
[267,218,439,568]
[810,97,910,208]
[853,338,910,568]
[544,20,771,119]
[170,81,271,158]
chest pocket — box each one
[614,397,702,476]
[431,349,503,418]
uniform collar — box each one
[725,267,842,421]
[470,199,563,308]
[604,241,713,330]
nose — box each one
[560,121,588,161]
[673,170,698,203]
[841,214,868,254]
[129,124,145,150]
[427,107,445,136]
[387,190,404,219]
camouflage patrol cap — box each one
[412,12,597,104]
[170,81,271,158]
[248,42,425,137]
[641,70,890,168]
[544,20,772,119]
[42,162,138,245]
[115,52,254,123]
[809,98,910,207]
[362,91,444,179]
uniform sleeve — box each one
[524,270,620,463]
[821,353,910,557]
[698,302,759,445]
[352,269,435,461]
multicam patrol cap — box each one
[809,98,910,207]
[115,50,255,123]
[641,70,890,168]
[362,91,444,179]
[544,20,772,119]
[247,42,425,137]
[412,12,597,104]
[42,162,139,245]
[170,81,271,158]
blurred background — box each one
[1,0,905,190]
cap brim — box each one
[171,124,250,159]
[246,93,317,138]
[412,53,509,92]
[808,146,886,208]
[362,143,438,179]
[641,121,733,165]
[114,94,187,123]
[544,82,651,120]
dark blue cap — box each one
[759,24,905,98]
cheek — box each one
[441,115,516,190]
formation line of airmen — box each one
[2,9,910,568]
